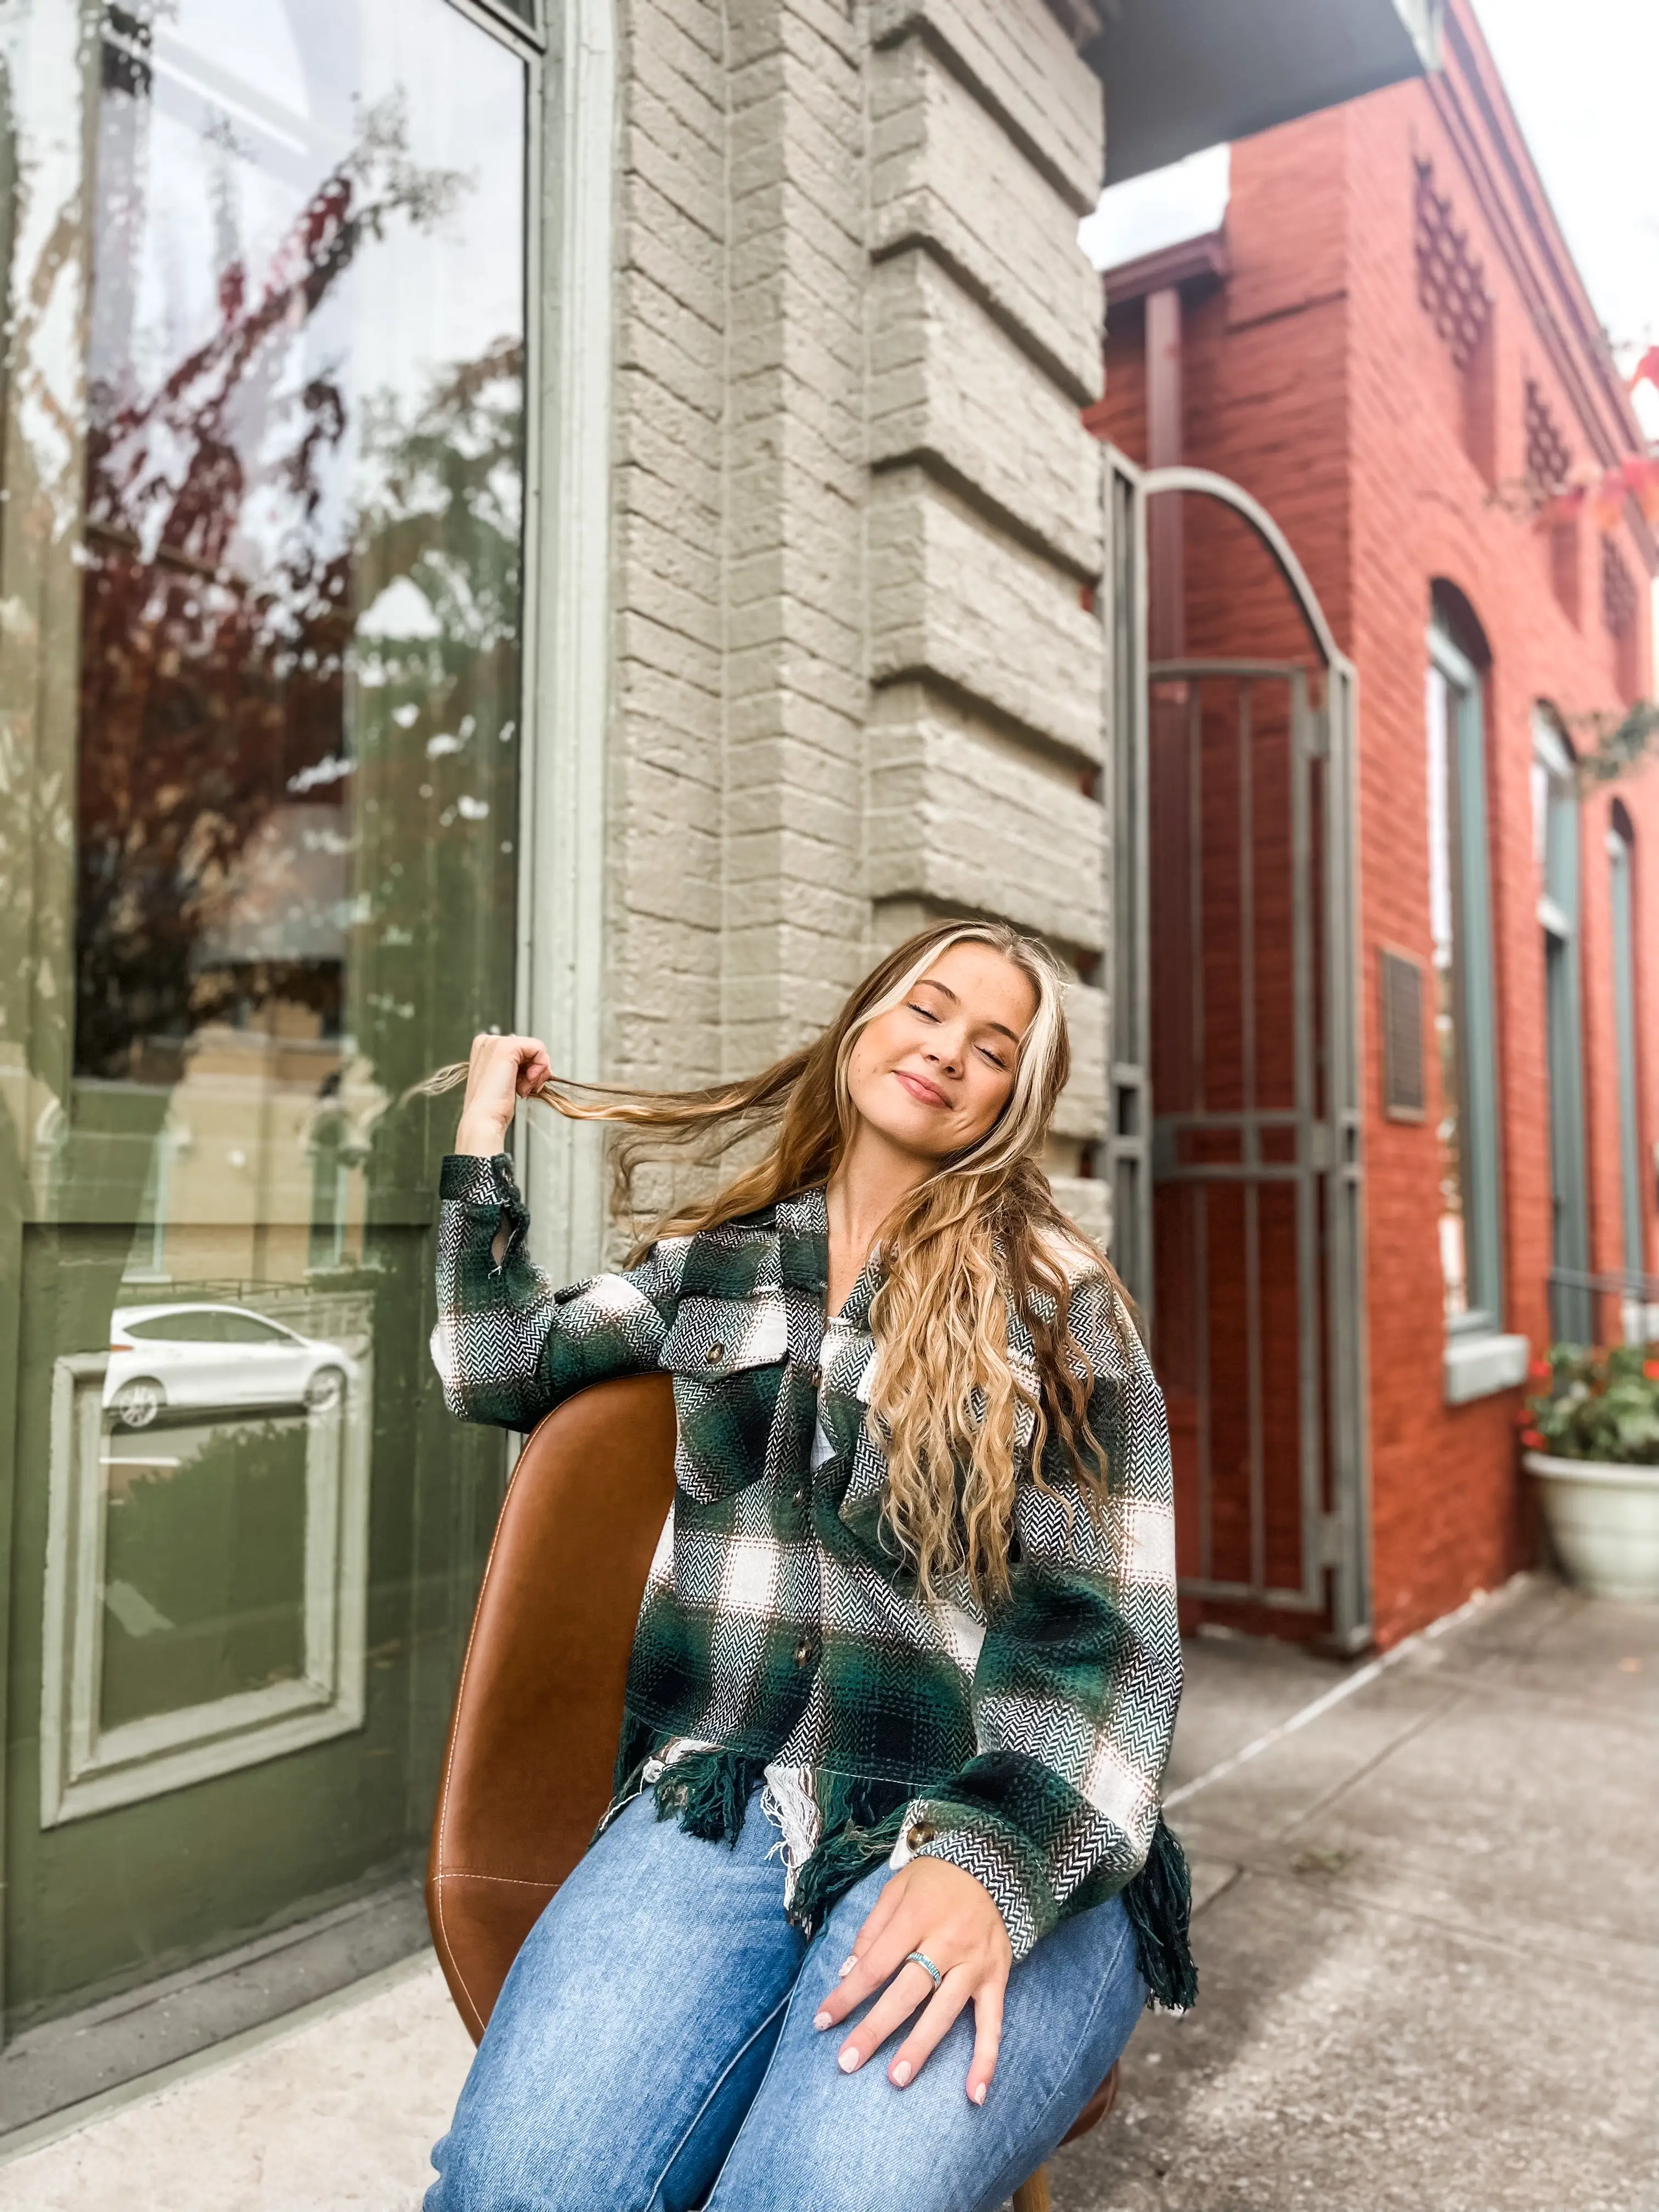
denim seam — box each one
[699,1936,826,2209]
[969,1904,1139,2212]
[646,1991,794,2211]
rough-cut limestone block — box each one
[871,0,1104,213]
[869,253,1103,578]
[870,470,1103,760]
[871,38,1104,404]
[866,685,1107,952]
[1050,1172,1111,1251]
[1052,977,1107,1142]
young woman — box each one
[424,920,1191,2212]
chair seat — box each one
[1062,2057,1120,2143]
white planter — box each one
[1523,1452,1659,1603]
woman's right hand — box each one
[453,1032,553,1157]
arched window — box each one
[1426,594,1494,1324]
[1427,587,1520,1397]
[1532,709,1589,1341]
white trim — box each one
[40,1352,371,1827]
[1426,619,1478,692]
[517,0,615,1284]
[1522,1451,1659,1490]
[1442,1329,1530,1405]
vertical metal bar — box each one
[1187,681,1205,1115]
[1324,661,1373,1646]
[1132,472,1153,1324]
[1289,671,1324,1609]
[1104,450,1154,1324]
[1195,1181,1212,1585]
[1187,675,1212,1581]
[1239,682,1265,1596]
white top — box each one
[810,1310,858,1470]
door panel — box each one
[1103,453,1369,1646]
[1,0,529,2032]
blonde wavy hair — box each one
[424,921,1132,1601]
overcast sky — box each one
[1474,0,1659,432]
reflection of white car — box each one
[105,1305,356,1430]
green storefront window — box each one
[0,0,527,2051]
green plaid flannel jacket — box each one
[432,1153,1182,1963]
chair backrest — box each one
[426,1372,678,2041]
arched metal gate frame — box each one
[1103,450,1372,1650]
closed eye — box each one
[907,1000,1007,1069]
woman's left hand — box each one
[812,1857,1012,2102]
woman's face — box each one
[844,941,1038,1164]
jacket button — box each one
[793,1638,814,1668]
[805,1363,821,1389]
[704,1341,725,1365]
[792,1486,809,1512]
[906,1821,935,1850]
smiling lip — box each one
[895,1068,951,1109]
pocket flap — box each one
[659,1294,788,1378]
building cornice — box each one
[1429,0,1655,569]
[1102,231,1232,309]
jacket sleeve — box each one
[890,1272,1181,1960]
[430,1152,687,1431]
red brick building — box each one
[1094,0,1658,1648]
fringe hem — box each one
[604,1722,911,1937]
[1121,1813,1199,2012]
[604,1718,1199,2008]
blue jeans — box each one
[426,1787,1146,2212]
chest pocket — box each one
[659,1293,791,1505]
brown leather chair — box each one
[426,1372,1117,2211]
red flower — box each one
[1645,1361,1659,1382]
[1520,1428,1546,1449]
[1528,1358,1550,1380]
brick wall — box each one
[603,0,1113,1240]
[1100,0,1659,1644]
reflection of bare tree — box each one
[73,93,484,1081]
[348,335,523,1098]
[0,25,95,1115]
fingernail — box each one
[812,2010,831,2032]
[838,1956,857,1979]
[972,2081,988,2106]
[891,2061,912,2087]
[838,2046,859,2074]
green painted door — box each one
[0,0,528,2035]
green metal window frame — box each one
[1533,711,1590,1342]
[1428,619,1504,1339]
[1608,818,1645,1282]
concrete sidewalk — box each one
[3,1577,1653,2211]
[1053,1578,1658,2212]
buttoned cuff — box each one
[887,1801,1044,1962]
[439,1151,521,1206]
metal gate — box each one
[1104,452,1370,1648]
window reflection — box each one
[71,0,526,1289]
[7,0,527,1967]
[1426,659,1466,1324]
[105,1301,355,1429]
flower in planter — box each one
[1523,1341,1659,1466]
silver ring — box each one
[904,1949,944,1992]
